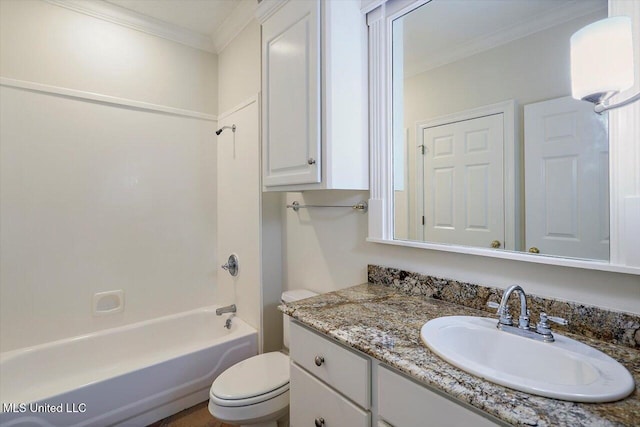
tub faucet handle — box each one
[221,254,239,277]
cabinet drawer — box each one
[290,363,370,427]
[378,366,502,427]
[290,321,370,408]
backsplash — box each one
[368,265,640,349]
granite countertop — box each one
[280,283,640,427]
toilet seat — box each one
[210,352,290,407]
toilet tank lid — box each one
[281,289,318,303]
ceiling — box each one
[101,0,257,52]
[105,0,239,37]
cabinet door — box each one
[262,0,321,187]
[378,366,502,427]
[290,363,370,427]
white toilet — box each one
[208,289,317,427]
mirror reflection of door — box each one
[391,0,610,261]
[420,114,505,248]
[524,96,609,260]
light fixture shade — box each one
[570,16,634,102]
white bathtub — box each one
[0,306,257,427]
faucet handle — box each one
[540,312,568,326]
[491,300,513,326]
[537,312,568,337]
[487,301,515,326]
[486,301,500,311]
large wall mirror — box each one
[393,0,609,260]
[365,0,640,274]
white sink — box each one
[420,316,635,402]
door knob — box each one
[490,240,501,248]
[529,247,540,254]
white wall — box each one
[217,20,261,114]
[0,0,219,352]
[403,11,604,126]
[0,0,218,115]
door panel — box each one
[524,96,609,260]
[422,114,505,248]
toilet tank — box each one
[281,289,318,349]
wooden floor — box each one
[147,402,238,427]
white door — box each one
[422,114,505,248]
[262,0,321,187]
[524,96,609,260]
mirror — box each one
[392,0,610,261]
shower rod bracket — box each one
[287,200,368,213]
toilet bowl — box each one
[208,289,317,427]
[208,352,289,427]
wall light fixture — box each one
[571,16,638,114]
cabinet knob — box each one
[308,158,316,165]
[314,355,324,366]
[315,417,325,427]
[529,247,540,254]
[490,240,501,248]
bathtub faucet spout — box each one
[216,304,236,316]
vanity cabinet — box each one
[377,366,500,427]
[289,320,371,426]
[258,0,368,191]
[289,320,504,427]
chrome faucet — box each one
[216,304,237,316]
[492,285,567,343]
[496,285,529,329]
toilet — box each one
[208,289,317,427]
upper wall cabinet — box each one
[258,0,368,191]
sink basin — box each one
[420,316,635,402]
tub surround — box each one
[279,271,640,426]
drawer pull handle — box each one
[314,356,325,366]
[315,417,325,426]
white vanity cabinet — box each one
[289,321,371,426]
[289,320,505,427]
[258,0,368,191]
[377,366,501,427]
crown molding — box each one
[255,0,288,24]
[45,0,216,53]
[405,0,606,78]
[213,0,259,53]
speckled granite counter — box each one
[280,283,640,427]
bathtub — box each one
[0,306,257,427]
